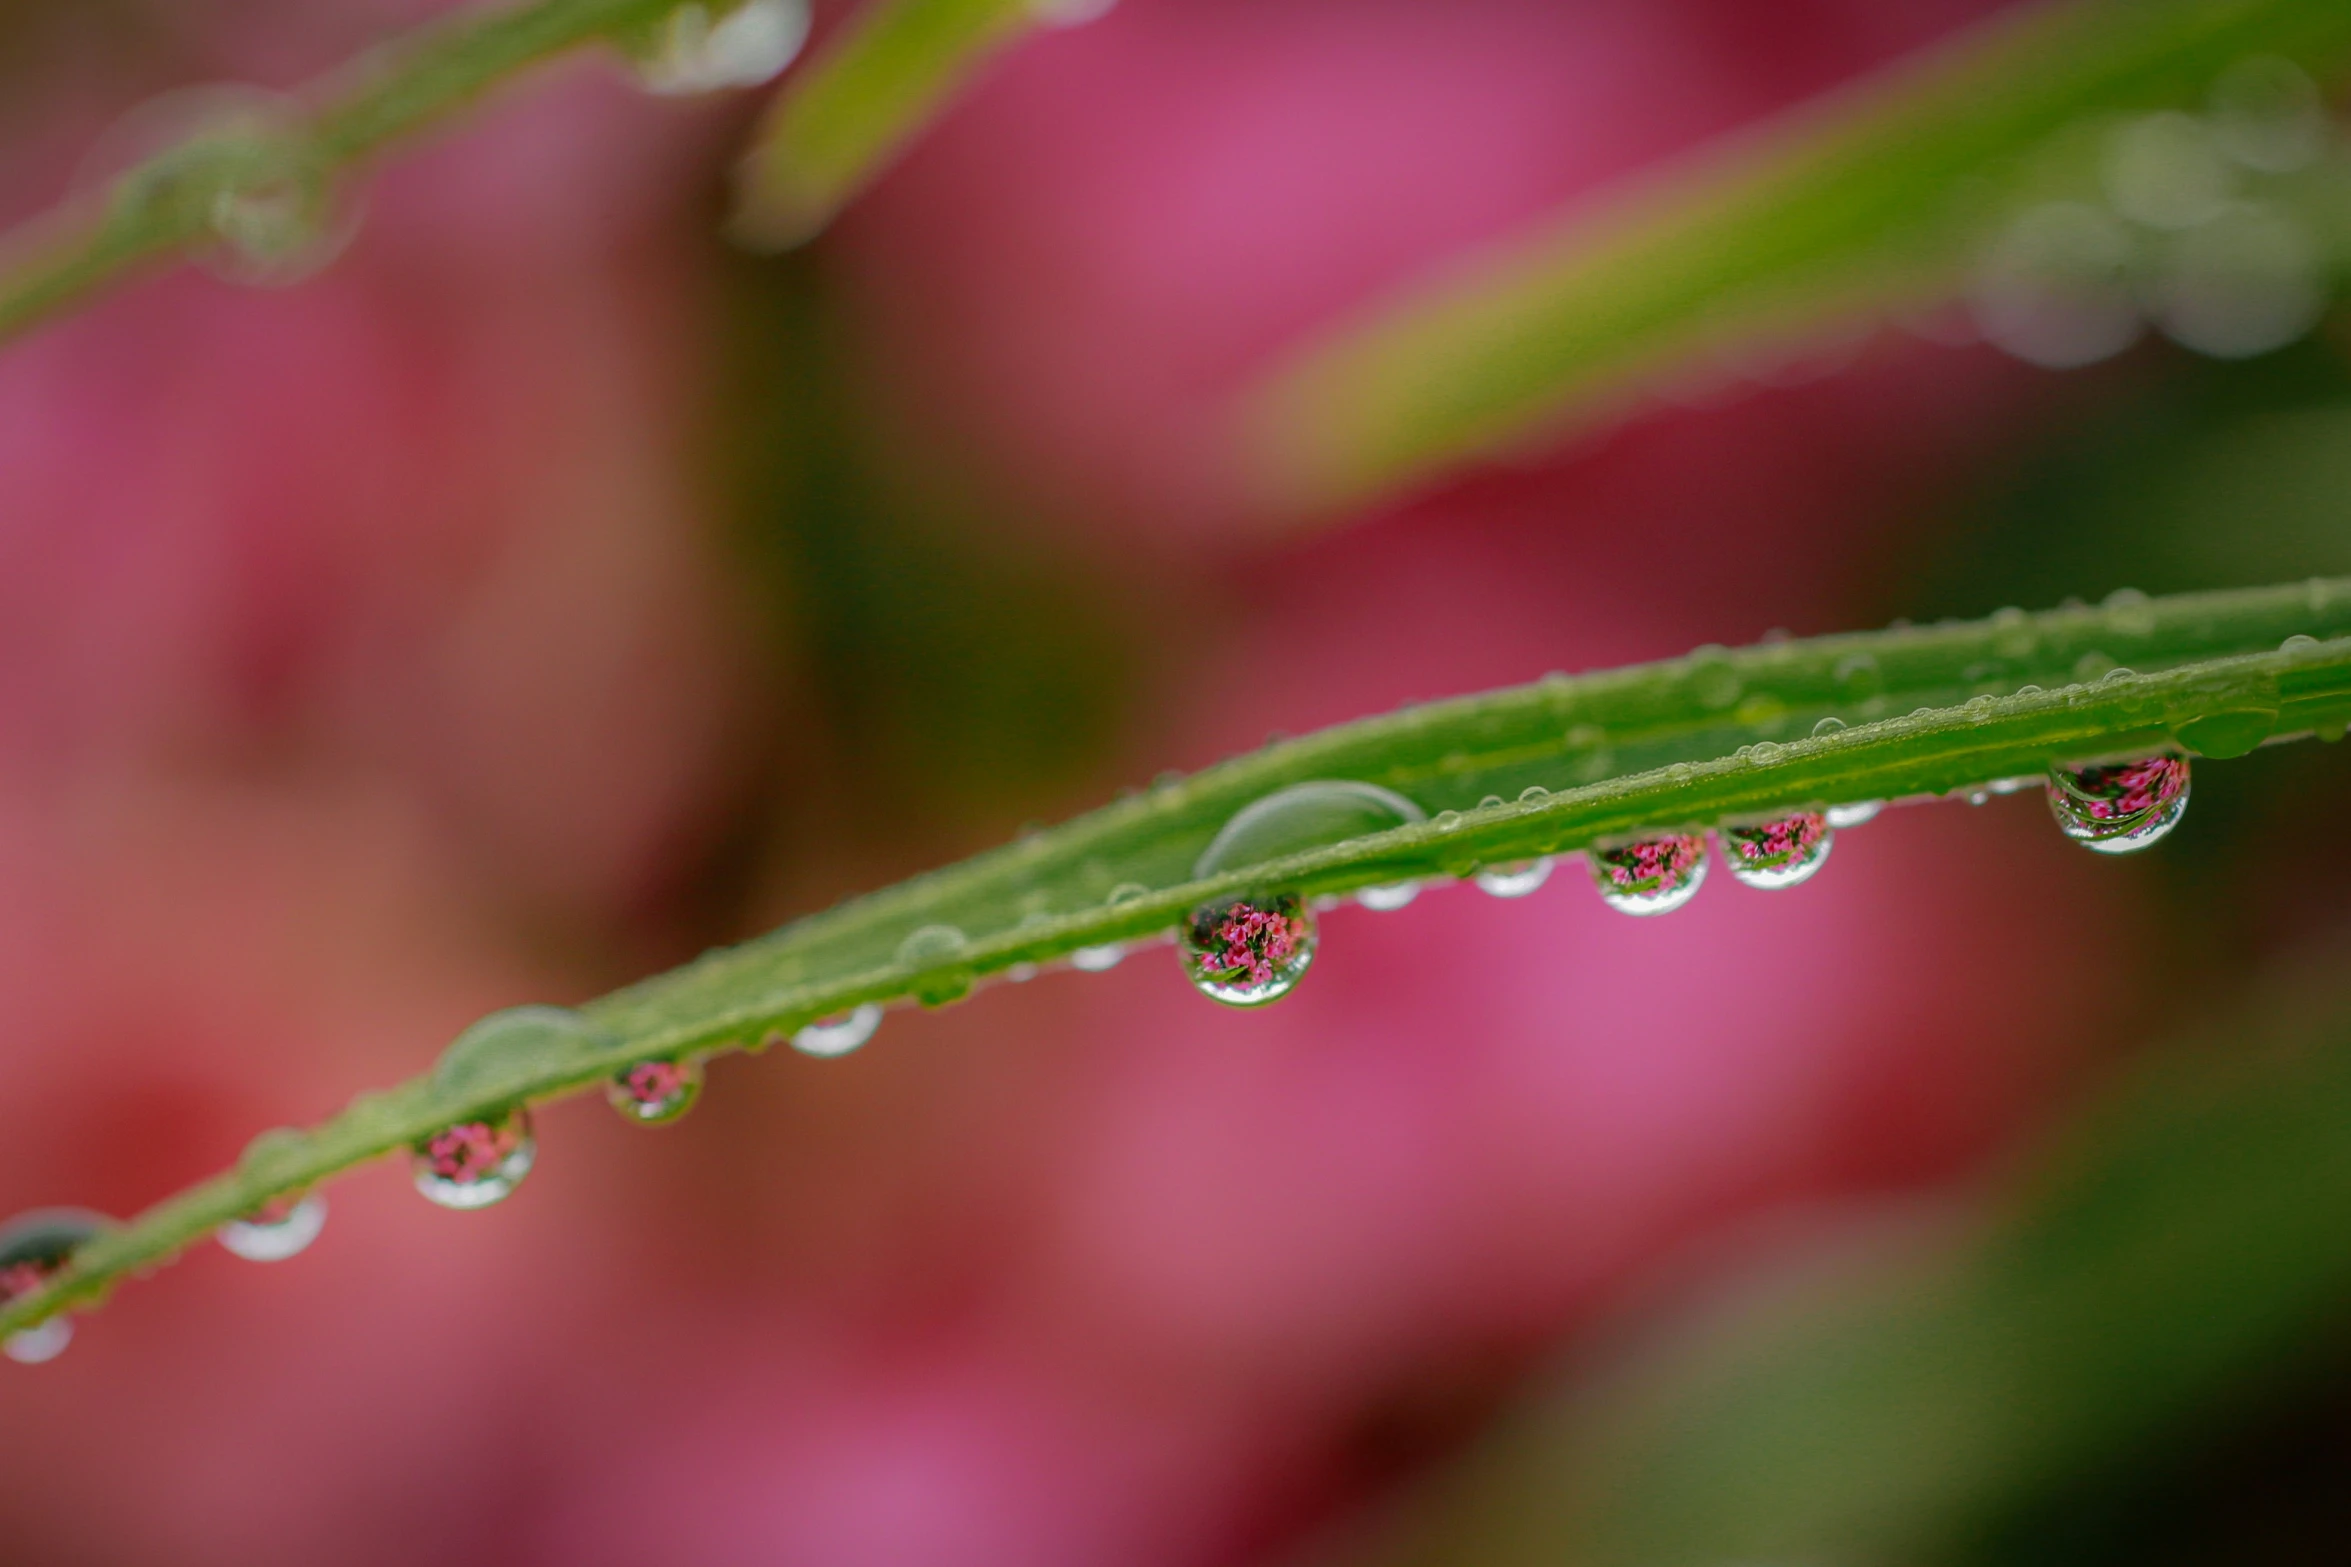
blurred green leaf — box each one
[1245,0,2351,514]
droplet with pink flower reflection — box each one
[1587,833,1708,916]
[1722,811,1834,890]
[1182,892,1316,1007]
[0,1208,109,1364]
[411,1109,537,1209]
[2046,756,2190,853]
[607,1058,702,1125]
[218,1191,327,1261]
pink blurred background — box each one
[0,1,2286,1561]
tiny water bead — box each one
[0,1209,107,1364]
[411,1109,536,1210]
[1183,893,1315,1007]
[633,0,811,94]
[1356,880,1420,912]
[793,1003,882,1059]
[1588,834,1709,917]
[2047,756,2191,853]
[1722,812,1834,890]
[1070,943,1126,973]
[607,1058,702,1125]
[1474,859,1554,899]
[217,1192,327,1262]
[1825,800,1883,828]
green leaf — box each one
[7,578,2351,1339]
[1243,0,2351,513]
[730,0,1046,249]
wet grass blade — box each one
[1243,0,2351,513]
[8,578,2351,1339]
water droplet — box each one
[793,1003,883,1058]
[2017,684,2046,698]
[1182,893,1315,1007]
[1832,652,1884,703]
[433,1006,613,1100]
[1687,646,1742,710]
[2149,199,2323,359]
[2101,665,2139,683]
[1967,789,1992,806]
[2073,649,2119,682]
[634,0,811,94]
[2176,707,2278,760]
[607,1058,702,1125]
[1587,834,1709,916]
[218,1192,327,1262]
[2103,111,2234,230]
[2282,634,2320,652]
[1721,812,1834,890]
[1474,859,1553,899]
[1749,740,1788,764]
[1811,715,1848,738]
[1194,781,1424,877]
[2102,588,2157,638]
[1434,810,1464,832]
[1825,800,1883,828]
[897,923,967,964]
[238,1125,313,1187]
[1356,880,1420,912]
[2209,56,2325,173]
[1988,606,2038,660]
[410,1109,536,1210]
[2047,756,2190,853]
[1518,785,1551,805]
[1105,882,1150,906]
[0,1209,107,1363]
[1006,962,1040,984]
[1972,201,2142,368]
[1070,943,1125,972]
[896,924,973,1004]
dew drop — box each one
[1070,943,1126,972]
[1356,880,1420,912]
[1194,781,1424,875]
[2073,649,2119,682]
[0,1209,107,1364]
[1006,962,1040,984]
[2047,756,2190,853]
[1105,882,1150,906]
[896,923,973,1005]
[634,0,811,94]
[793,1003,883,1058]
[897,923,967,964]
[1474,858,1553,899]
[1587,834,1709,916]
[218,1192,327,1262]
[2282,634,2320,652]
[1687,646,1742,710]
[2175,707,2277,760]
[1181,892,1315,1007]
[433,1006,614,1101]
[1721,812,1834,890]
[1518,784,1551,805]
[410,1109,536,1210]
[1434,810,1464,832]
[1832,652,1884,703]
[1989,605,2038,660]
[2101,587,2157,638]
[1825,800,1883,828]
[1811,715,1848,738]
[606,1058,702,1125]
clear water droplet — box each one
[1477,794,1504,811]
[2102,665,2139,683]
[1833,652,1884,703]
[1722,812,1834,890]
[2047,756,2190,853]
[1825,800,1883,828]
[410,1109,536,1210]
[1687,646,1742,710]
[2282,633,2320,652]
[2017,684,2046,697]
[607,1058,702,1125]
[0,1209,107,1363]
[1474,858,1553,898]
[434,1006,614,1100]
[4,1317,71,1364]
[1433,810,1463,832]
[1587,834,1708,916]
[1968,789,1992,806]
[1972,201,2142,368]
[1006,962,1040,984]
[218,1191,327,1261]
[897,923,967,964]
[1070,943,1125,972]
[1193,781,1424,876]
[1356,880,1420,912]
[1182,893,1315,1007]
[2102,587,2157,638]
[1517,784,1551,805]
[1105,882,1150,906]
[1811,715,1848,738]
[2176,707,2278,760]
[897,923,973,1004]
[635,0,811,94]
[2073,649,2119,682]
[793,1003,883,1058]
[1988,605,2038,660]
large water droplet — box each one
[1474,859,1553,898]
[0,1209,107,1363]
[434,1006,614,1101]
[895,924,972,1004]
[1197,781,1424,876]
[634,0,811,94]
[793,1003,882,1058]
[607,1058,702,1125]
[411,1109,536,1210]
[2175,707,2277,760]
[1721,812,1834,890]
[1182,893,1315,1006]
[2047,756,2190,853]
[218,1191,327,1262]
[1588,834,1708,916]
